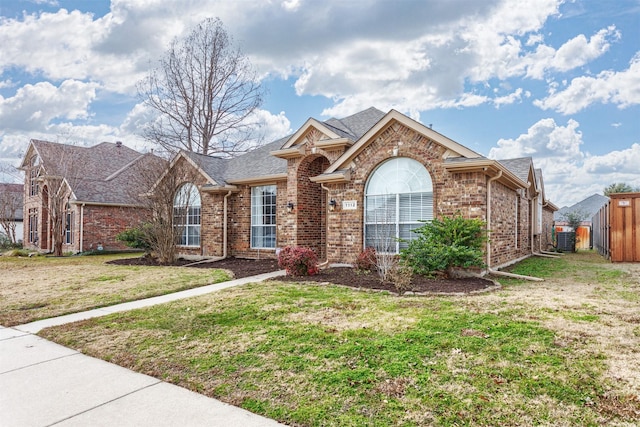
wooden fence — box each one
[593,193,640,262]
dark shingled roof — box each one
[323,107,386,140]
[497,157,533,183]
[31,140,166,205]
[182,108,386,185]
[554,193,609,221]
[226,137,289,181]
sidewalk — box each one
[1,271,287,427]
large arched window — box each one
[365,157,433,253]
[173,183,201,247]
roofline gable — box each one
[280,118,343,150]
[179,152,222,186]
[149,151,219,195]
[325,110,482,174]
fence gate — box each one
[610,194,640,262]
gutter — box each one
[485,170,543,282]
[79,203,85,253]
[317,184,331,269]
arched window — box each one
[364,157,433,253]
[173,183,201,246]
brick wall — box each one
[228,180,287,260]
[81,205,151,252]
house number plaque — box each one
[342,200,357,210]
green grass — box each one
[36,251,640,425]
[42,282,614,426]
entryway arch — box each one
[296,155,330,260]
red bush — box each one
[278,246,319,276]
[354,247,377,272]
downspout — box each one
[486,170,543,282]
[538,202,562,256]
[318,184,331,268]
[223,190,232,259]
[529,194,559,259]
[79,203,85,253]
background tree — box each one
[138,17,264,156]
[603,182,640,196]
[0,184,22,244]
[560,209,589,252]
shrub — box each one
[3,248,30,257]
[116,224,153,253]
[354,247,377,272]
[0,233,21,250]
[401,213,487,279]
[389,261,414,294]
[278,246,319,276]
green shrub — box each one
[2,248,33,257]
[401,213,487,278]
[116,224,153,253]
[0,234,22,250]
[278,246,319,276]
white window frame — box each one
[364,158,433,254]
[64,203,74,245]
[174,183,201,247]
[251,185,277,249]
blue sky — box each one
[0,0,639,207]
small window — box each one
[64,203,74,245]
[28,208,38,244]
[173,183,201,247]
[29,156,40,197]
[251,185,277,249]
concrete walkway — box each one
[1,271,287,427]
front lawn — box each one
[40,252,640,426]
[0,253,230,326]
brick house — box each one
[163,107,557,269]
[19,140,165,253]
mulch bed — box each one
[108,256,497,294]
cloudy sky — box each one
[0,0,638,207]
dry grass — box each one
[481,252,640,399]
[37,251,640,425]
[0,253,230,326]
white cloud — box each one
[534,52,640,114]
[583,143,640,174]
[488,118,640,206]
[489,118,583,160]
[493,88,524,107]
[0,80,99,131]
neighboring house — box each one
[19,140,165,253]
[161,107,557,269]
[554,193,609,250]
[0,183,24,243]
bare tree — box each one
[0,184,22,244]
[120,154,201,264]
[138,17,264,156]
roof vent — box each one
[116,141,122,148]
